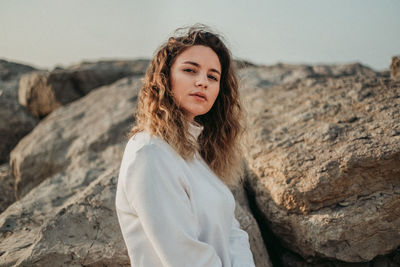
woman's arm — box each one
[121,143,222,267]
[229,211,256,267]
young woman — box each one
[115,25,256,267]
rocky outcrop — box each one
[0,164,15,213]
[1,76,140,266]
[11,166,130,267]
[390,56,400,81]
[238,62,379,92]
[242,71,400,262]
[0,59,36,81]
[231,180,272,267]
[10,76,141,199]
[0,62,38,164]
[18,59,149,118]
[2,74,268,266]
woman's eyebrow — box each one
[182,61,221,75]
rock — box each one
[0,59,36,81]
[279,246,400,266]
[231,178,272,267]
[234,59,257,69]
[0,164,15,213]
[10,76,140,199]
[0,69,38,164]
[242,74,400,262]
[18,71,75,118]
[13,167,130,266]
[66,59,149,95]
[1,76,140,266]
[390,56,400,81]
[18,59,149,118]
[238,62,378,92]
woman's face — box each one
[170,45,221,122]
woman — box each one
[115,25,256,267]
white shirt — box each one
[115,122,256,267]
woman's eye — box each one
[183,68,194,73]
[208,75,218,81]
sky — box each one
[0,0,399,71]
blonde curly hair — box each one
[128,24,245,187]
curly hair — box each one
[128,24,245,187]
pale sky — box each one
[1,0,399,71]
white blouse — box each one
[115,122,256,267]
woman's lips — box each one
[191,95,206,101]
[189,92,207,101]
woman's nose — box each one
[195,74,208,88]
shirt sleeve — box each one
[229,211,256,267]
[121,143,223,267]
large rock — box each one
[1,76,140,266]
[242,72,400,262]
[18,59,149,118]
[390,56,400,81]
[231,179,272,267]
[0,63,38,164]
[0,164,15,213]
[238,62,379,92]
[12,166,129,267]
[0,59,36,81]
[10,76,140,199]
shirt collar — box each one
[188,121,204,141]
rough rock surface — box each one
[0,59,36,81]
[2,75,268,266]
[1,77,139,266]
[231,179,272,267]
[10,76,140,199]
[13,167,129,267]
[0,164,15,213]
[18,59,149,118]
[0,63,39,164]
[242,68,400,262]
[390,56,400,81]
[238,62,379,92]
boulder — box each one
[242,73,400,262]
[10,76,140,199]
[238,62,379,92]
[18,59,149,118]
[231,179,272,267]
[1,76,140,266]
[0,67,38,164]
[0,59,36,81]
[390,56,400,81]
[0,164,15,213]
[11,166,130,266]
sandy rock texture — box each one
[10,75,140,199]
[238,62,378,91]
[18,59,149,118]
[1,76,139,266]
[242,66,400,263]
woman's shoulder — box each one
[124,130,175,159]
[120,131,186,183]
